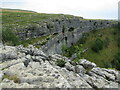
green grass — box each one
[1,8,82,47]
[2,8,65,47]
[82,28,118,67]
[2,74,20,83]
[2,8,81,26]
[18,34,57,48]
[63,27,119,69]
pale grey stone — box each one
[75,65,86,74]
[79,59,96,69]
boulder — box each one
[0,46,18,62]
[75,65,86,75]
[79,59,96,69]
[91,68,116,81]
[65,62,75,72]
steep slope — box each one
[2,8,115,50]
[62,26,120,69]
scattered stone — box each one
[0,45,119,88]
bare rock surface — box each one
[0,45,119,89]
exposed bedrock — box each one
[0,45,120,88]
[16,17,115,54]
[40,19,115,54]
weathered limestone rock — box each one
[65,62,75,72]
[79,59,96,69]
[75,65,86,75]
[55,67,92,88]
[0,71,3,82]
[0,46,18,62]
[91,68,116,81]
[0,45,119,89]
[40,18,115,54]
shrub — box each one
[56,59,66,67]
[74,45,83,59]
[79,37,86,44]
[111,52,120,70]
[91,38,104,52]
[66,45,76,57]
[62,44,81,57]
[72,58,80,63]
[2,29,19,46]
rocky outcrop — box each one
[14,16,116,54]
[0,45,119,89]
[41,19,115,54]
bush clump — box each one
[2,29,19,46]
[56,59,66,67]
[91,38,104,52]
[111,52,120,71]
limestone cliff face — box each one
[41,18,115,54]
[16,17,115,54]
[0,45,120,89]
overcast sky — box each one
[1,0,120,19]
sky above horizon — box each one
[1,0,120,19]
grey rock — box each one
[70,53,77,60]
[0,71,4,82]
[75,65,86,75]
[65,62,75,72]
[91,68,116,81]
[0,45,119,88]
[83,74,109,88]
[0,46,18,62]
[55,67,92,88]
[102,81,119,88]
[79,59,96,69]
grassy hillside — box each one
[63,25,120,70]
[2,8,81,26]
[1,8,82,46]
